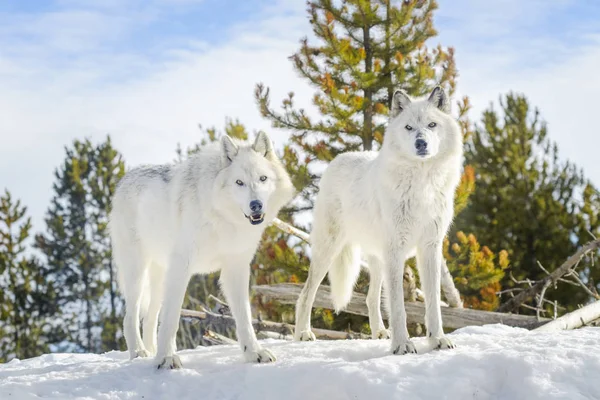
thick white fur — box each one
[294,87,463,354]
[109,132,294,368]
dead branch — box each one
[254,283,548,330]
[498,239,600,313]
[536,280,552,320]
[180,307,369,341]
[535,300,600,332]
[271,217,460,307]
[564,270,600,300]
[202,329,237,346]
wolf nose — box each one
[415,139,428,151]
[249,200,263,213]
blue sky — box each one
[1,0,599,233]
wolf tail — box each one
[328,244,362,313]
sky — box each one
[1,0,599,234]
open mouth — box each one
[245,213,265,225]
[417,150,430,157]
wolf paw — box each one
[130,349,151,360]
[156,355,183,370]
[431,336,455,350]
[244,347,276,363]
[296,330,316,341]
[374,329,391,340]
[392,340,417,355]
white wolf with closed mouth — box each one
[109,132,294,369]
[295,87,462,354]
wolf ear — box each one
[428,86,451,113]
[252,131,273,157]
[221,135,238,163]
[390,90,411,118]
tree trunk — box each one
[108,258,117,349]
[362,23,373,151]
[83,265,92,353]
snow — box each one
[1,325,599,400]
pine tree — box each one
[256,0,457,212]
[88,137,126,351]
[36,137,125,352]
[254,0,508,331]
[456,93,600,312]
[0,190,54,361]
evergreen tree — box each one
[36,136,125,352]
[456,93,600,312]
[254,0,507,331]
[0,190,54,361]
[256,0,457,212]
[88,137,126,351]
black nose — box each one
[415,139,428,151]
[249,200,263,213]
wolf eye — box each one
[405,125,413,131]
[260,176,267,182]
[235,179,244,186]
[428,122,437,128]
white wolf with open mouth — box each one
[109,132,294,368]
[295,87,463,355]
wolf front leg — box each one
[384,243,417,355]
[219,257,276,363]
[416,240,454,350]
[155,252,190,370]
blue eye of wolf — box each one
[428,122,437,128]
[260,176,267,182]
[235,179,244,186]
[405,125,413,131]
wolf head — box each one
[220,131,294,226]
[384,86,462,161]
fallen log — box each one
[271,217,461,307]
[253,283,549,330]
[180,308,369,341]
[534,300,600,332]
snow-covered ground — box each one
[1,325,599,400]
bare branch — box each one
[564,271,600,300]
[498,239,600,313]
[536,280,552,320]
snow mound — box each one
[1,325,599,400]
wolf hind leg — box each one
[142,262,164,355]
[294,227,346,341]
[366,256,390,339]
[118,250,151,359]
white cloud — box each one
[435,1,600,189]
[0,0,598,235]
[0,0,311,232]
